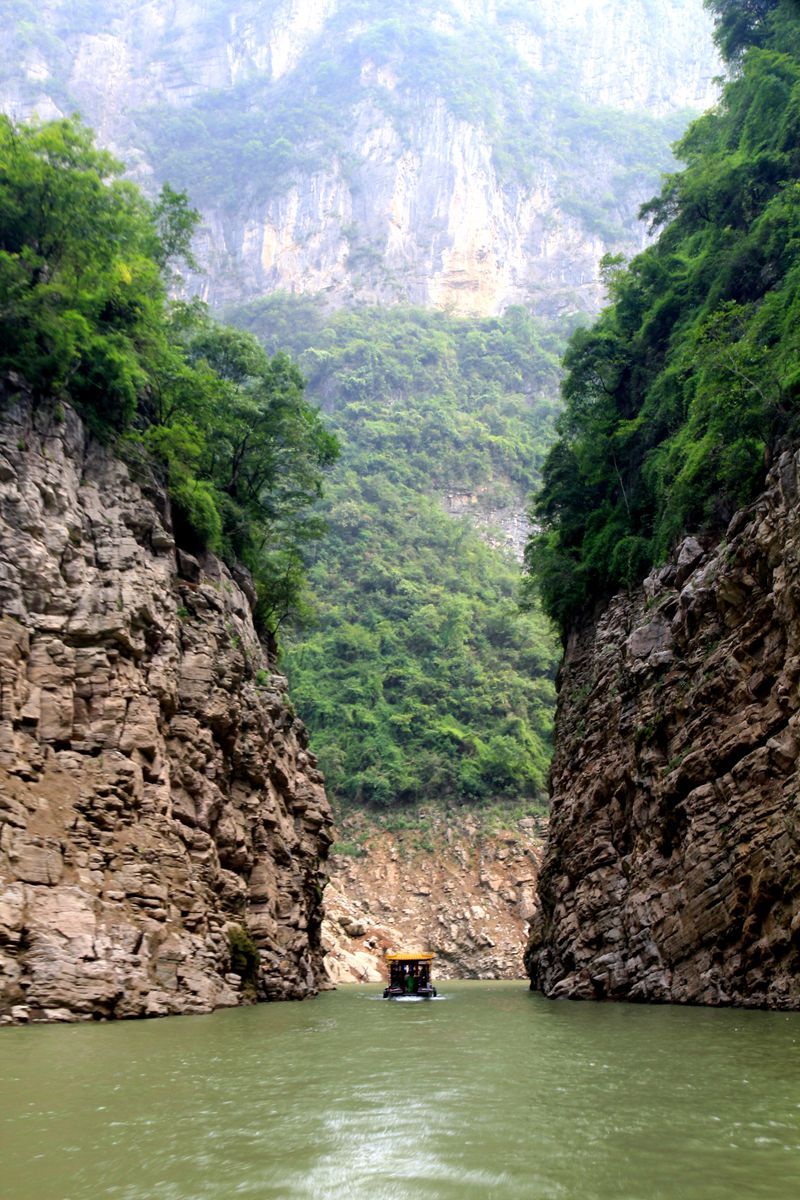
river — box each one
[2,982,799,1199]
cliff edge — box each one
[0,387,333,1024]
[526,447,800,1009]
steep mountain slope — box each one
[526,0,800,1008]
[527,0,800,633]
[231,296,561,813]
[0,117,335,1023]
[2,0,719,314]
[527,461,800,1008]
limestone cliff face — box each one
[441,485,530,561]
[526,450,800,1009]
[509,0,719,116]
[0,387,333,1024]
[196,92,643,317]
[2,0,720,316]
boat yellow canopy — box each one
[383,949,437,997]
[385,950,435,962]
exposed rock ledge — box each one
[0,388,333,1024]
[527,447,800,1009]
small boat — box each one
[383,950,437,998]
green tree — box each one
[0,116,338,645]
[525,0,800,635]
[0,116,185,430]
[705,0,781,61]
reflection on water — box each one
[1,982,799,1200]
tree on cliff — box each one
[705,0,782,61]
[0,116,195,430]
[525,0,800,635]
[0,115,338,644]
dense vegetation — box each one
[230,297,562,812]
[0,116,337,643]
[526,0,800,634]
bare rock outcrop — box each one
[323,813,545,983]
[0,388,333,1024]
[526,447,800,1009]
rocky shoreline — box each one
[0,390,333,1024]
[527,447,800,1009]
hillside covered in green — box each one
[231,297,563,812]
[527,0,800,633]
[0,115,337,643]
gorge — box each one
[2,3,800,1196]
[1,0,799,1024]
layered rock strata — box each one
[0,388,332,1024]
[527,448,800,1009]
[323,814,545,983]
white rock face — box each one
[190,94,646,315]
[1,0,722,314]
[267,0,339,80]
[512,0,720,115]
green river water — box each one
[1,982,799,1200]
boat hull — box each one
[383,986,437,998]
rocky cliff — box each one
[2,0,720,316]
[526,448,800,1009]
[0,387,333,1024]
[441,486,530,561]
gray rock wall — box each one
[526,450,800,1009]
[0,387,333,1024]
[1,0,721,316]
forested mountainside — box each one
[0,0,721,823]
[528,0,800,634]
[526,0,800,1008]
[230,296,561,811]
[1,0,719,314]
